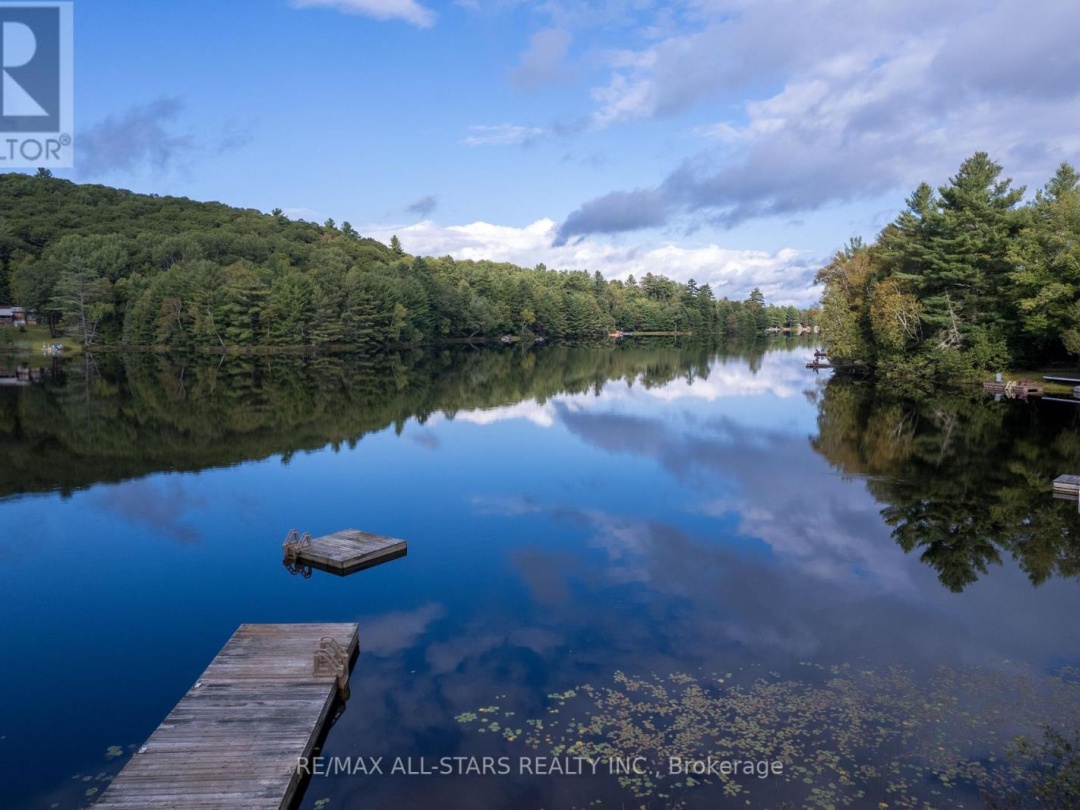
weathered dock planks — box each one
[1053,474,1080,501]
[982,380,1043,397]
[94,623,358,810]
[283,528,407,576]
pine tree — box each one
[1009,163,1080,348]
[929,152,1023,333]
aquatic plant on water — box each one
[457,662,1080,809]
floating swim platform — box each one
[283,528,407,576]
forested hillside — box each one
[0,173,814,348]
[817,153,1080,378]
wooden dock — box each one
[283,528,407,576]
[982,380,1043,397]
[95,623,358,810]
[1053,475,1080,501]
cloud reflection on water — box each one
[309,347,1079,809]
[91,479,205,544]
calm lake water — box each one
[2,341,1079,809]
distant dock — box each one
[283,528,407,576]
[95,623,358,809]
[982,380,1043,397]
[1053,475,1080,501]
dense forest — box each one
[817,153,1080,379]
[0,173,815,348]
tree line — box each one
[0,174,816,348]
[817,153,1080,379]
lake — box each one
[2,341,1079,809]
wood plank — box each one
[1052,475,1080,504]
[94,623,358,810]
[982,380,1044,396]
[287,528,407,576]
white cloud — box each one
[643,363,805,402]
[567,0,1080,232]
[589,51,659,129]
[582,511,654,584]
[701,496,916,596]
[359,603,445,655]
[364,218,819,306]
[447,400,557,428]
[281,206,320,221]
[290,0,435,28]
[462,124,547,147]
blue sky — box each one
[51,0,1080,306]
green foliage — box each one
[817,153,1080,378]
[47,235,122,345]
[1008,163,1080,349]
[0,173,815,348]
[815,244,876,364]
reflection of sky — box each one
[2,347,1077,809]
[424,348,824,439]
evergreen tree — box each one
[48,235,124,345]
[815,153,1057,377]
[921,153,1022,348]
[1009,163,1080,350]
